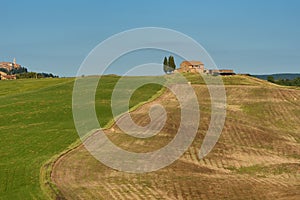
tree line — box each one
[16,72,58,79]
[267,76,300,87]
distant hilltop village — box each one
[0,58,21,71]
[176,60,236,76]
[0,58,20,80]
[0,58,58,80]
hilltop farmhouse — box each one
[177,60,235,76]
[178,61,205,73]
[208,69,236,76]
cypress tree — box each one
[163,56,169,74]
[168,56,176,71]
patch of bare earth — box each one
[52,80,300,200]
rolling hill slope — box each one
[52,75,300,200]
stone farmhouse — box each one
[176,60,235,76]
[178,61,205,73]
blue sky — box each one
[1,0,300,76]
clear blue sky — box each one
[1,0,300,76]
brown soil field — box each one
[52,76,300,200]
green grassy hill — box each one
[0,76,162,199]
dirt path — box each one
[52,84,300,200]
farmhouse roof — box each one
[182,61,204,65]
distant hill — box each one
[0,59,58,79]
[253,73,300,80]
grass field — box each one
[1,75,299,199]
[52,75,300,199]
[0,76,162,199]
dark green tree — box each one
[0,68,8,74]
[168,56,176,71]
[9,67,28,75]
[267,76,275,83]
[163,56,170,74]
